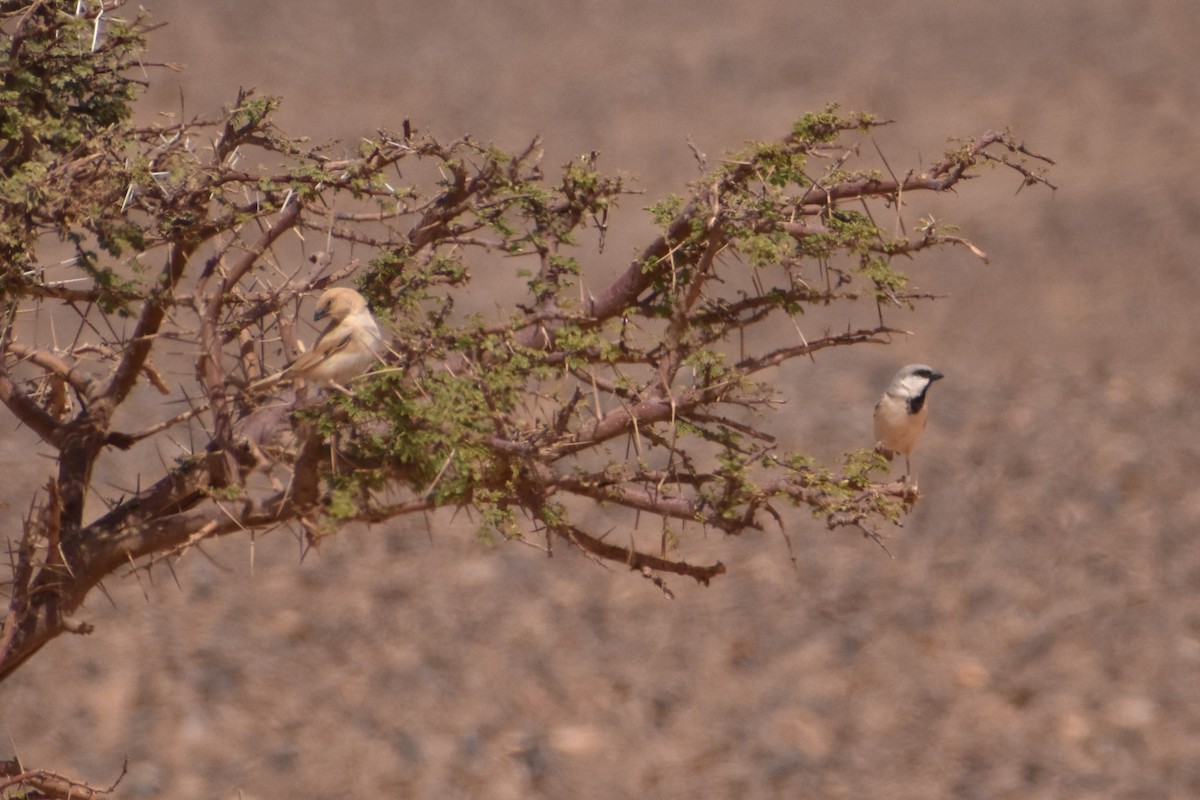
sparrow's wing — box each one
[288,323,356,377]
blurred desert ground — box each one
[5,1,1200,798]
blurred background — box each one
[5,1,1200,797]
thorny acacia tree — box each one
[0,1,1053,688]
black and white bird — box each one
[873,364,944,482]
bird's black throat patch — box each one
[907,390,928,415]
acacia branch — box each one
[657,228,728,391]
[560,524,727,586]
[690,286,859,330]
[217,198,303,298]
[7,341,93,395]
[0,363,63,446]
[0,480,305,682]
[549,470,733,531]
[580,129,1028,337]
[21,281,144,305]
[100,239,193,405]
[547,466,912,540]
[559,395,681,455]
[0,759,125,800]
[736,326,902,374]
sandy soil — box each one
[5,1,1200,798]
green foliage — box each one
[0,5,146,295]
[649,194,685,229]
[791,103,877,144]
